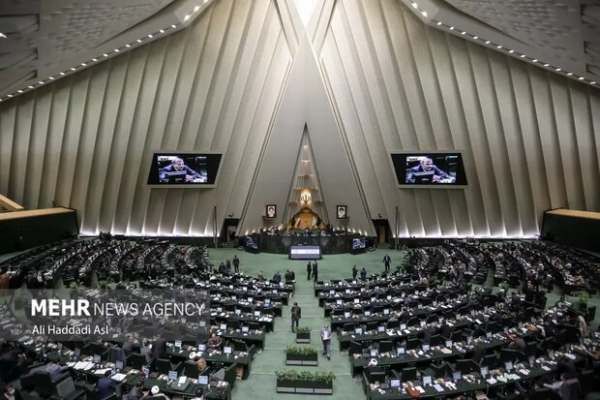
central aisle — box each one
[206,248,404,400]
[231,264,363,400]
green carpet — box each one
[208,248,405,400]
[208,248,600,400]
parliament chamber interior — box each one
[1,1,600,399]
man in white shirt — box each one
[320,325,332,360]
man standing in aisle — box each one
[320,325,332,360]
[312,261,319,283]
[233,255,240,273]
[383,254,391,273]
[291,302,301,332]
[307,262,312,280]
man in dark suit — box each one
[406,157,453,184]
[307,262,312,281]
[312,262,318,283]
[159,157,203,183]
[352,265,358,280]
[383,254,391,273]
[233,255,240,273]
[291,302,301,332]
[96,370,115,399]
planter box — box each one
[296,331,311,344]
[276,378,333,395]
[286,353,318,366]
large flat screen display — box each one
[391,152,467,188]
[147,152,222,187]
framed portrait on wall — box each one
[266,204,277,219]
[336,205,347,219]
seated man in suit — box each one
[0,384,16,400]
[159,157,203,183]
[406,157,453,184]
[143,386,170,400]
[207,333,222,349]
[96,370,115,399]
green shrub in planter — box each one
[296,327,311,343]
[276,369,335,394]
[286,345,318,366]
[286,345,318,357]
[578,290,590,312]
[296,327,310,334]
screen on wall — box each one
[391,152,467,187]
[147,153,222,187]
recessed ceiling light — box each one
[7,94,13,97]
[103,53,109,57]
[114,48,120,52]
[421,10,428,17]
[592,81,597,85]
[171,24,177,29]
[70,67,76,71]
[532,59,538,63]
[411,2,418,9]
[49,76,55,80]
[28,85,34,89]
[203,0,208,3]
[473,35,478,40]
[159,29,165,33]
[17,90,23,93]
[578,76,584,80]
[520,54,526,58]
[125,44,131,48]
[436,21,442,26]
[496,45,502,49]
[567,72,573,76]
[137,39,143,43]
[60,72,65,76]
[184,14,190,21]
[37,81,43,84]
[556,67,561,72]
[544,63,550,67]
[92,58,98,61]
[509,49,514,54]
[461,31,466,35]
[0,33,6,38]
[485,40,490,44]
[147,34,153,38]
[194,5,200,12]
[81,62,87,66]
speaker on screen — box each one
[147,152,223,188]
[391,152,467,188]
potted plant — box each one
[286,345,318,366]
[578,290,590,312]
[276,369,335,394]
[296,327,311,344]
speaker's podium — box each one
[0,194,78,255]
[289,245,321,260]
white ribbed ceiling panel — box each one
[317,0,600,237]
[0,0,293,237]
